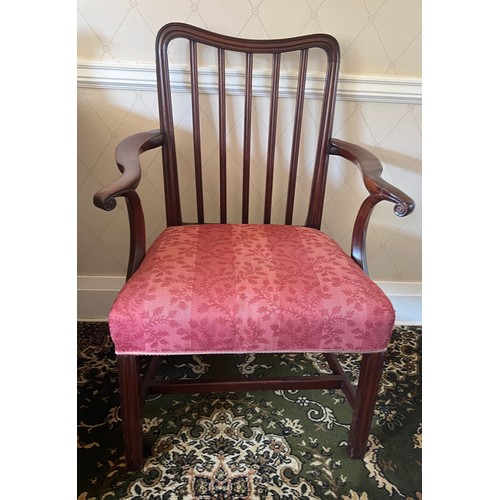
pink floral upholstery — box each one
[109,225,395,355]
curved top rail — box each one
[156,22,340,61]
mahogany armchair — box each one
[94,23,415,471]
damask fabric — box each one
[109,224,395,355]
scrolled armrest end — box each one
[94,191,117,211]
[394,199,415,217]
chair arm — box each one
[328,138,416,273]
[93,129,164,279]
[93,130,165,211]
[329,138,415,217]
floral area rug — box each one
[77,323,421,499]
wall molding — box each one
[77,275,422,324]
[77,60,421,105]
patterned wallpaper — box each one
[77,0,421,77]
[77,0,422,283]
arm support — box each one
[93,130,165,278]
[329,138,415,273]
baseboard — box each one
[77,276,126,322]
[78,275,421,325]
[375,281,422,325]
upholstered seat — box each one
[94,23,415,470]
[110,224,394,355]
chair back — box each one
[156,23,340,229]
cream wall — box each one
[77,0,422,317]
[77,0,421,77]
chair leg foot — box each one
[117,355,143,471]
[348,352,385,459]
